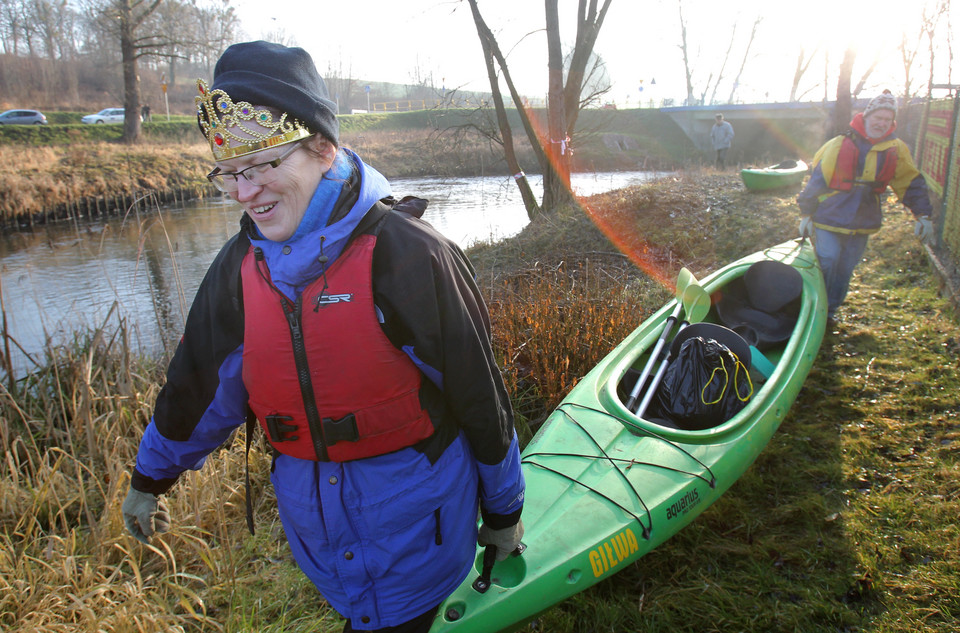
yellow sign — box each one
[588,527,639,577]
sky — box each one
[230,0,954,108]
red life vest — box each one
[241,234,435,461]
[827,136,899,193]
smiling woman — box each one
[121,40,526,633]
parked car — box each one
[81,108,125,124]
[0,109,48,125]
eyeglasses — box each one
[206,141,305,192]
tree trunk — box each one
[543,0,572,212]
[678,0,696,105]
[474,9,539,218]
[830,47,856,139]
[120,0,142,144]
[727,16,761,104]
[789,46,817,102]
[467,0,550,213]
[466,0,611,214]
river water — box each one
[0,170,665,376]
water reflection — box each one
[0,171,666,376]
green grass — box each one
[1,172,957,632]
[515,180,960,633]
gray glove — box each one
[915,217,934,246]
[799,216,814,238]
[478,520,524,561]
[122,488,170,544]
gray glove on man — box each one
[478,519,524,561]
[915,216,934,246]
[122,487,171,544]
[799,216,814,238]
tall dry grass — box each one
[1,130,525,226]
[0,277,646,631]
[0,321,307,631]
[3,173,958,632]
[0,175,668,630]
[488,258,662,432]
[0,143,213,221]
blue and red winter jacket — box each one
[131,150,524,628]
[797,113,932,233]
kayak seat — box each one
[715,260,803,351]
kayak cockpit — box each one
[611,257,806,434]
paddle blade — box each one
[676,268,696,298]
[682,285,712,323]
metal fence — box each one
[914,94,960,308]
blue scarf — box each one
[252,149,367,299]
[289,149,354,240]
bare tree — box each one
[325,57,358,114]
[726,15,761,103]
[466,0,542,218]
[851,54,882,98]
[570,48,611,110]
[465,0,612,215]
[78,0,238,142]
[545,0,570,207]
[789,46,818,101]
[677,0,695,105]
[898,29,921,102]
[546,0,614,210]
[676,2,760,106]
[705,24,736,105]
[921,0,952,93]
[830,46,856,138]
[28,0,69,59]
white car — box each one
[0,109,48,125]
[81,108,125,124]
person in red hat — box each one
[120,41,524,633]
[797,89,934,324]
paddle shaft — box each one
[635,320,694,417]
[624,306,681,411]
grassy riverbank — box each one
[1,172,957,632]
[0,108,692,228]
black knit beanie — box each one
[211,41,339,144]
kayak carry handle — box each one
[471,542,527,593]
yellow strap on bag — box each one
[700,352,753,406]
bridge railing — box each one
[370,98,493,112]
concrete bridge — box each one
[660,102,834,165]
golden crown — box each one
[195,79,312,160]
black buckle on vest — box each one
[265,414,298,442]
[322,413,359,444]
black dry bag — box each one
[654,335,753,430]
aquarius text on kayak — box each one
[666,488,701,521]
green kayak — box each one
[430,239,827,633]
[740,159,808,191]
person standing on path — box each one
[797,89,934,323]
[710,113,735,169]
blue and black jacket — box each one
[131,150,525,629]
